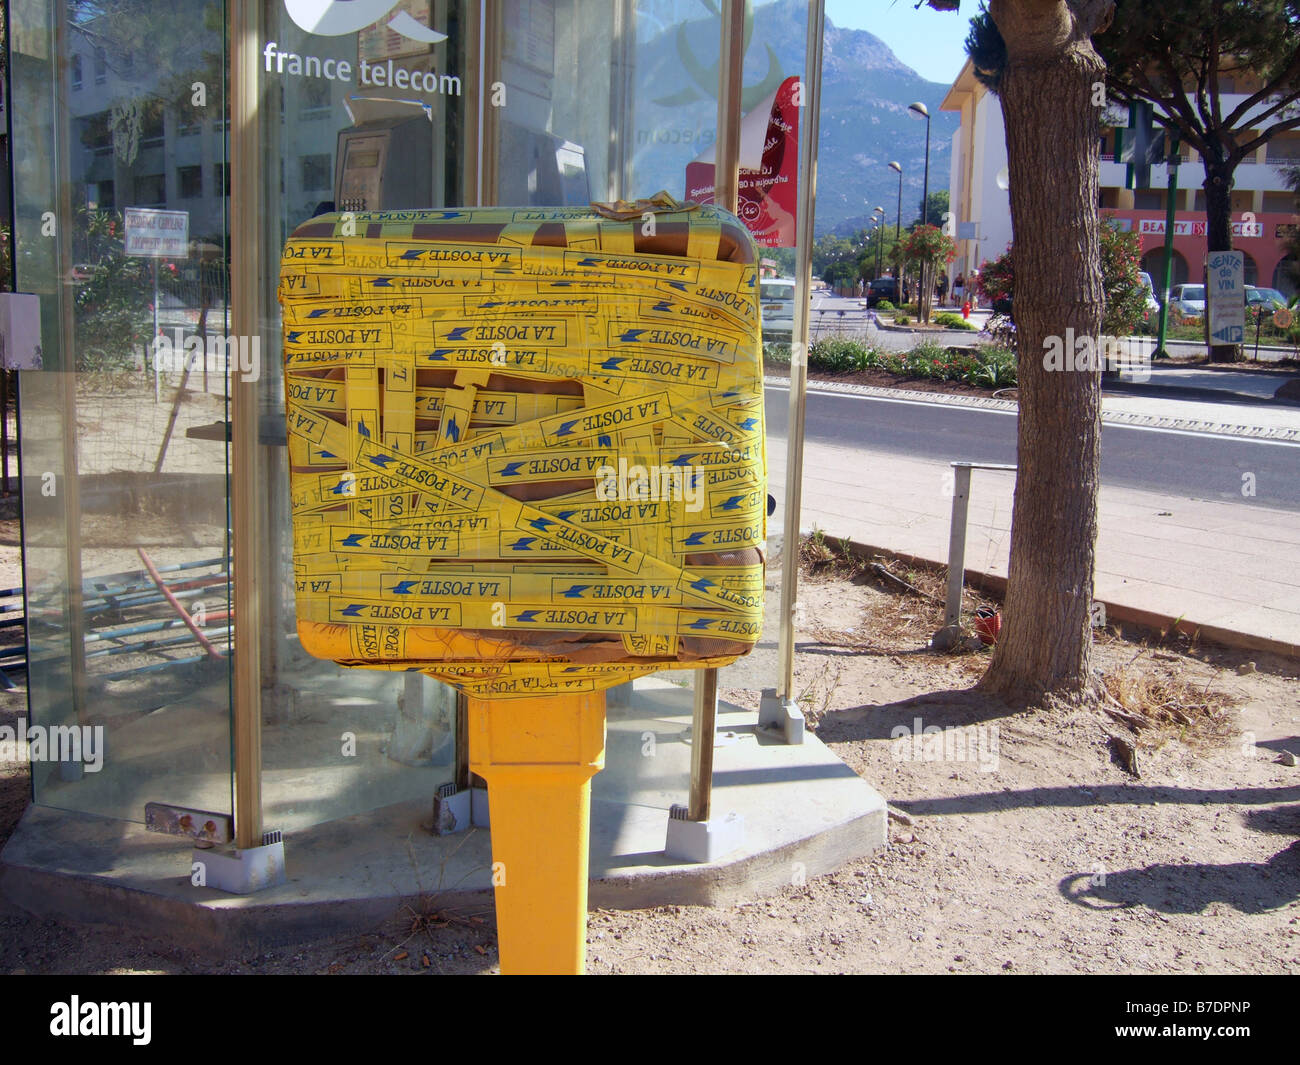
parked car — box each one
[760,278,796,336]
[1137,271,1161,318]
[1245,285,1287,311]
[1168,283,1206,321]
[865,277,899,308]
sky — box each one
[824,0,975,85]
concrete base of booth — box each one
[0,686,886,957]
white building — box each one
[941,57,1299,297]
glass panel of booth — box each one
[12,0,234,822]
[249,0,808,829]
[252,1,474,831]
[9,0,811,836]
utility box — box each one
[278,197,767,698]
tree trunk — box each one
[1202,155,1241,363]
[978,0,1109,706]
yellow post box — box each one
[279,194,765,972]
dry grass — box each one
[1100,651,1238,747]
[797,532,1000,653]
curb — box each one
[763,374,1300,443]
[830,537,1299,662]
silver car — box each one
[1168,283,1206,321]
[760,278,796,337]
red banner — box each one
[685,75,800,248]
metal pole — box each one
[920,111,930,320]
[687,666,717,822]
[230,0,264,850]
[1155,145,1179,358]
[776,0,826,700]
[944,465,972,627]
[152,258,159,402]
[686,0,745,824]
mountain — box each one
[626,0,960,239]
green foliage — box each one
[974,222,1148,336]
[934,312,976,330]
[875,300,896,311]
[801,334,1019,389]
[894,314,911,326]
[901,224,957,273]
[809,337,876,373]
[918,190,950,229]
[72,209,154,371]
[968,346,1018,388]
[964,3,1005,94]
[1099,219,1147,337]
[763,341,792,365]
[977,246,1014,302]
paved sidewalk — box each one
[767,392,1300,656]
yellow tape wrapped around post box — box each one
[278,196,766,699]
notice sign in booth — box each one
[279,196,766,973]
[124,208,190,258]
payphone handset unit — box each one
[334,115,434,213]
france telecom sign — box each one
[124,208,189,259]
[1206,251,1245,346]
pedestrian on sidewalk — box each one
[937,273,949,307]
[953,272,965,306]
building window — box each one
[134,173,165,205]
[72,54,82,91]
[213,162,229,196]
[1134,189,1165,210]
[302,153,332,192]
[140,106,165,149]
[95,180,115,211]
[178,92,202,136]
[178,165,203,199]
[81,111,113,156]
[1266,136,1300,163]
[94,46,107,84]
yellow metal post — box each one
[469,692,606,975]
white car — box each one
[1137,271,1160,317]
[760,278,796,337]
[1168,283,1206,321]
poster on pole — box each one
[1206,250,1244,345]
[124,208,189,259]
[684,75,799,248]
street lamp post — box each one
[872,206,885,278]
[909,102,932,320]
[888,162,903,298]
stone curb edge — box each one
[764,374,1300,443]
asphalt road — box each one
[764,382,1300,512]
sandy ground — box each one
[1,541,1296,975]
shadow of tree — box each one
[1060,837,1300,915]
[815,687,1016,743]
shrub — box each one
[763,341,792,365]
[875,300,895,311]
[894,314,911,326]
[809,337,875,373]
[969,345,1018,388]
[934,312,976,330]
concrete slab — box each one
[0,681,887,955]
